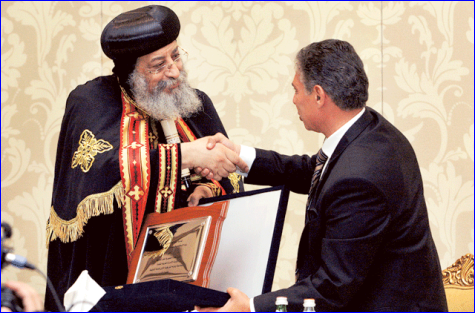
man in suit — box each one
[198,39,448,311]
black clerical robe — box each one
[44,75,243,310]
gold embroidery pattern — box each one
[176,118,196,142]
[46,181,125,247]
[228,173,242,194]
[155,144,179,213]
[127,185,145,201]
[72,130,113,173]
[119,89,151,266]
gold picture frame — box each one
[126,201,229,287]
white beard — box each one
[128,68,203,120]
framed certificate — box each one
[125,185,289,302]
[127,201,229,287]
[199,185,289,297]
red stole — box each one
[119,90,224,267]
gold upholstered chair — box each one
[442,253,474,312]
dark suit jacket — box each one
[246,107,448,311]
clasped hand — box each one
[181,134,247,181]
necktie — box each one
[306,148,328,208]
[298,148,328,282]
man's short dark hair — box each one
[296,39,369,110]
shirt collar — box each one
[322,107,366,160]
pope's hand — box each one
[181,137,248,181]
[195,133,244,180]
[187,186,213,207]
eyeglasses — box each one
[144,46,188,75]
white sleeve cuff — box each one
[250,297,256,312]
[236,145,256,177]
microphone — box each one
[1,223,35,270]
[160,119,192,190]
[1,222,65,311]
[4,253,36,270]
[1,222,12,239]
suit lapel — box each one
[298,107,378,280]
[313,108,376,201]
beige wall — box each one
[2,1,473,299]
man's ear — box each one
[313,85,324,106]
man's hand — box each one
[195,287,251,312]
[206,133,241,154]
[182,136,248,181]
[195,133,244,179]
[187,186,213,206]
[1,281,43,312]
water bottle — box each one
[275,296,288,312]
[303,298,316,312]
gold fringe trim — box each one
[46,181,125,248]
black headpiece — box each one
[101,5,181,61]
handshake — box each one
[181,133,248,181]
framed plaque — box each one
[199,186,289,297]
[96,186,289,311]
[127,201,229,287]
[121,186,289,307]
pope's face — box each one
[135,40,183,93]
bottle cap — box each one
[275,296,288,305]
[303,298,315,306]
